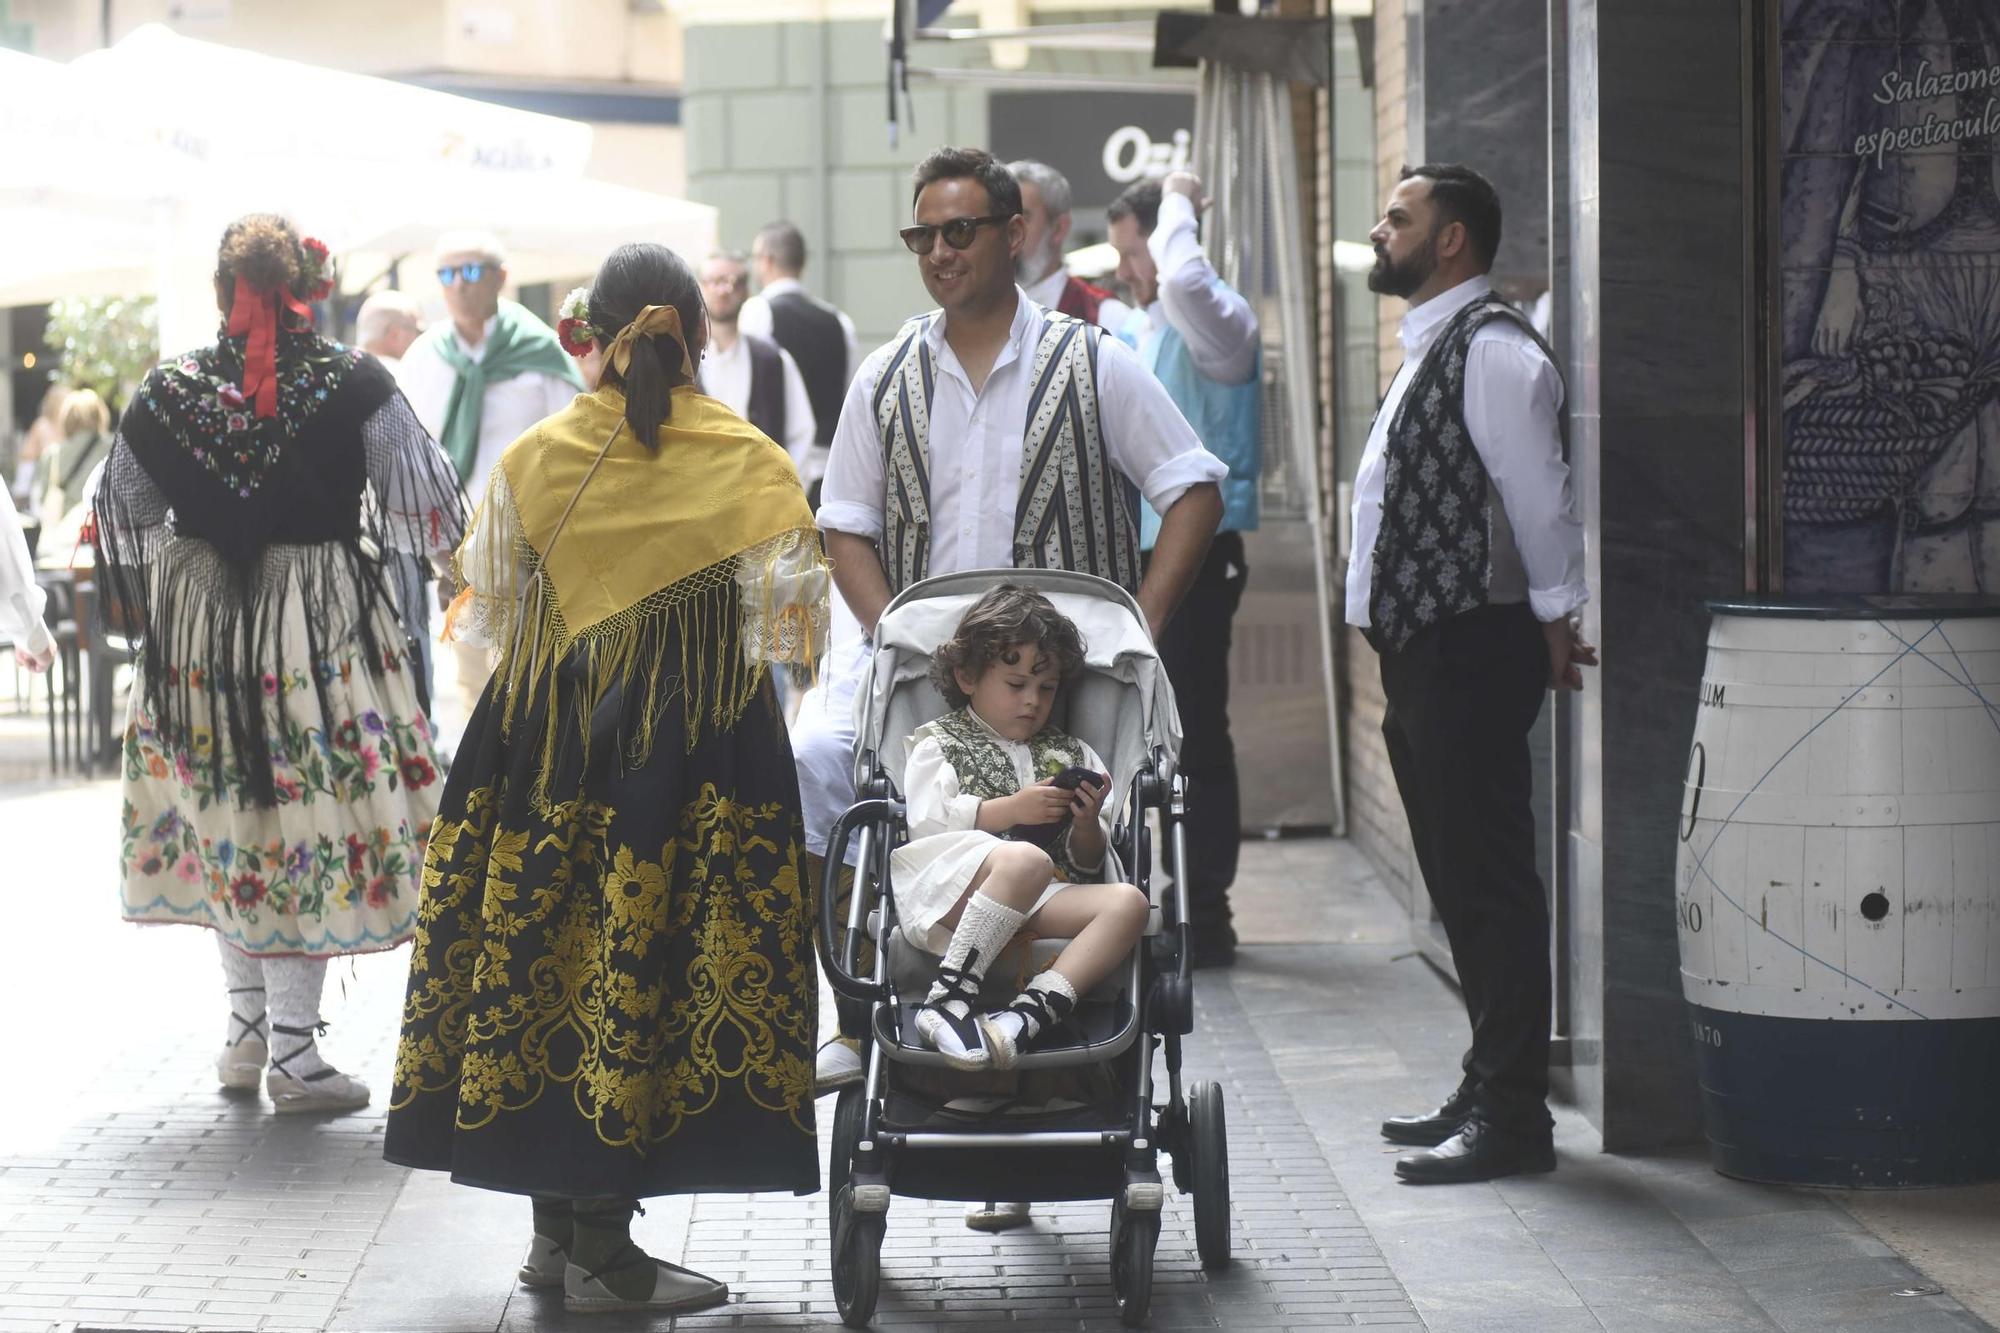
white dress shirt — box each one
[1,500,53,661]
[817,287,1227,571]
[698,332,822,486]
[740,276,861,393]
[397,317,579,508]
[1344,275,1588,628]
[1022,266,1135,336]
[1143,192,1259,385]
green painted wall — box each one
[682,19,988,350]
[682,14,1171,351]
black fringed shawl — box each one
[96,328,463,808]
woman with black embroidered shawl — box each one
[384,243,827,1315]
[94,215,466,1115]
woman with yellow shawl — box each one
[385,244,827,1315]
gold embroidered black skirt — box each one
[384,662,818,1199]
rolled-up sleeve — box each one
[816,345,892,542]
[1464,335,1588,623]
[1091,332,1227,513]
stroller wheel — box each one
[1109,1195,1159,1327]
[1190,1081,1232,1270]
[828,1086,866,1245]
[831,1183,884,1328]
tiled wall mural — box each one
[1780,0,2000,593]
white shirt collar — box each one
[925,286,1038,354]
[451,314,500,361]
[1022,267,1067,310]
[705,331,747,366]
[759,276,805,300]
[1399,275,1493,352]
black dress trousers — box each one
[1377,602,1553,1134]
[1151,531,1248,946]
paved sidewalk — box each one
[0,771,1994,1332]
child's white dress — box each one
[890,706,1115,952]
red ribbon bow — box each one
[227,275,314,418]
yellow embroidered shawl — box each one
[458,383,822,807]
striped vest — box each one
[871,310,1142,594]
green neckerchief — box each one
[427,299,584,484]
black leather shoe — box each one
[1380,1086,1476,1146]
[1394,1116,1555,1185]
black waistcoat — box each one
[766,288,847,446]
[1366,296,1556,654]
[742,334,789,447]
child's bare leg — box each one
[1026,883,1152,995]
[979,882,1151,1068]
[936,842,1058,928]
[916,843,1054,1068]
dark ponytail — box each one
[586,243,707,451]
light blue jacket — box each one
[1135,292,1262,549]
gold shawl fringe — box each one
[471,500,822,815]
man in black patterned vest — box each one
[799,147,1225,1228]
[1348,164,1595,1184]
[743,221,858,506]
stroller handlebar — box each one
[820,798,903,1003]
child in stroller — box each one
[894,585,1153,1071]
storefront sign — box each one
[989,91,1198,214]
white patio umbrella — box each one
[0,27,714,347]
[0,46,186,302]
[63,25,594,181]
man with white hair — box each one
[355,289,424,372]
[397,232,582,739]
[1009,159,1132,332]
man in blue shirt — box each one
[1108,172,1263,968]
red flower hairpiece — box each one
[298,236,335,303]
[557,318,597,357]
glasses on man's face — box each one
[437,262,490,287]
[898,214,1013,256]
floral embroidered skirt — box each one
[118,601,442,958]
[384,664,818,1200]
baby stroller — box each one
[819,568,1232,1328]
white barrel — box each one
[1676,598,2000,1186]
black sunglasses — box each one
[437,261,490,286]
[899,214,1014,256]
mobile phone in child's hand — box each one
[1048,765,1107,792]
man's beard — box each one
[1367,232,1438,298]
[1015,233,1063,287]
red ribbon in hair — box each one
[226,275,314,418]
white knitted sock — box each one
[264,955,334,1081]
[991,968,1079,1043]
[216,936,267,1050]
[924,893,1028,1015]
